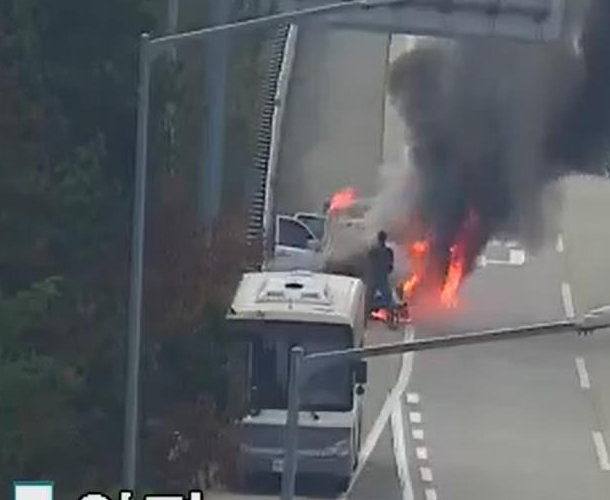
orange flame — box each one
[402,239,428,299]
[412,240,429,255]
[329,187,357,213]
[440,245,465,308]
[439,209,478,307]
[402,274,420,298]
[399,211,474,309]
[371,309,389,321]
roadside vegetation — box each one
[0,0,269,494]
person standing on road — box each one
[366,230,394,313]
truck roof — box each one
[227,270,364,327]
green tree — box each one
[0,0,268,493]
[0,0,155,493]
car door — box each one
[271,215,323,271]
[294,213,327,241]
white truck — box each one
[226,270,368,490]
[225,199,409,489]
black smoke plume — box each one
[385,0,610,287]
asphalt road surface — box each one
[211,22,610,500]
[409,224,610,500]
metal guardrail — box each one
[246,23,298,269]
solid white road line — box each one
[345,328,415,493]
[409,412,422,424]
[412,429,424,441]
[556,234,565,253]
[575,357,591,390]
[419,466,433,482]
[391,402,414,500]
[561,282,576,319]
[406,392,420,404]
[425,489,438,500]
[416,446,428,460]
[592,431,610,471]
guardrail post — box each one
[281,346,304,500]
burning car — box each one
[322,187,481,313]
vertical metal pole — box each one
[167,0,179,61]
[281,346,304,500]
[199,0,233,241]
[123,32,152,491]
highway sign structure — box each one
[293,0,566,42]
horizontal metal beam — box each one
[328,0,565,43]
[367,0,551,21]
[150,0,379,49]
[306,319,609,362]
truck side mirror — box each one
[354,360,367,385]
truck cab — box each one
[226,270,367,490]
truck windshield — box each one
[230,320,353,412]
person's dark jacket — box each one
[367,244,394,280]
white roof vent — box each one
[257,273,333,306]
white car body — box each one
[267,198,405,280]
[267,214,325,271]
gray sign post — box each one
[123,32,152,491]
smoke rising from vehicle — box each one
[373,0,610,283]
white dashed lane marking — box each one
[509,248,526,265]
[556,234,565,253]
[409,412,422,424]
[406,392,420,404]
[425,489,438,500]
[575,357,591,390]
[561,282,575,319]
[592,431,610,472]
[557,237,610,474]
[416,447,428,460]
[404,390,440,497]
[419,467,433,482]
[412,429,424,441]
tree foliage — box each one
[0,0,155,491]
[0,0,265,494]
